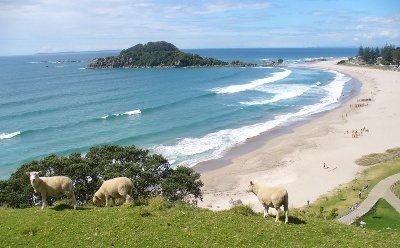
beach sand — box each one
[195,61,400,213]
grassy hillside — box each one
[0,201,399,247]
[2,149,400,247]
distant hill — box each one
[86,41,255,68]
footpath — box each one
[338,173,400,225]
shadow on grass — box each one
[288,216,307,225]
[50,204,90,211]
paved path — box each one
[338,173,400,225]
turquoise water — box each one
[0,48,358,179]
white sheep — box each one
[93,177,133,207]
[26,171,77,210]
[246,181,289,224]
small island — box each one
[86,41,256,69]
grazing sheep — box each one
[26,171,77,210]
[246,181,289,224]
[93,177,133,207]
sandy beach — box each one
[196,61,400,212]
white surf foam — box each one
[240,84,311,106]
[153,70,351,167]
[101,109,141,119]
[0,131,21,140]
[211,68,292,94]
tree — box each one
[394,47,400,66]
[161,166,204,202]
[358,45,364,57]
[0,145,204,208]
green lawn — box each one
[358,199,400,231]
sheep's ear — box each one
[38,171,42,175]
[25,172,31,176]
[250,181,253,185]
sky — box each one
[0,0,399,55]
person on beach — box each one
[358,190,361,199]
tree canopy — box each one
[87,41,255,68]
[357,43,400,65]
[0,145,203,208]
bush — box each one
[0,145,203,208]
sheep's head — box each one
[246,181,255,193]
[93,192,103,205]
[26,171,41,185]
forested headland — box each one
[86,41,256,68]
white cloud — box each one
[0,0,398,55]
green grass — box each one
[0,203,399,247]
[393,184,400,197]
[358,199,400,231]
[2,150,400,247]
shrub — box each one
[0,145,203,208]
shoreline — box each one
[193,75,361,174]
[196,60,400,212]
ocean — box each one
[0,48,359,180]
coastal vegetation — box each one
[354,43,400,66]
[86,41,255,68]
[0,145,203,208]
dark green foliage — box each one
[0,145,203,208]
[357,43,398,65]
[329,208,339,219]
[337,60,346,64]
[120,41,179,55]
[161,166,204,202]
[87,41,254,68]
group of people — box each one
[350,98,372,108]
[350,202,360,211]
[345,127,369,138]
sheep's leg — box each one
[105,196,110,207]
[263,205,269,218]
[275,207,280,222]
[124,194,132,204]
[283,200,289,224]
[41,193,47,210]
[284,209,289,224]
[65,191,78,210]
[71,194,77,210]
